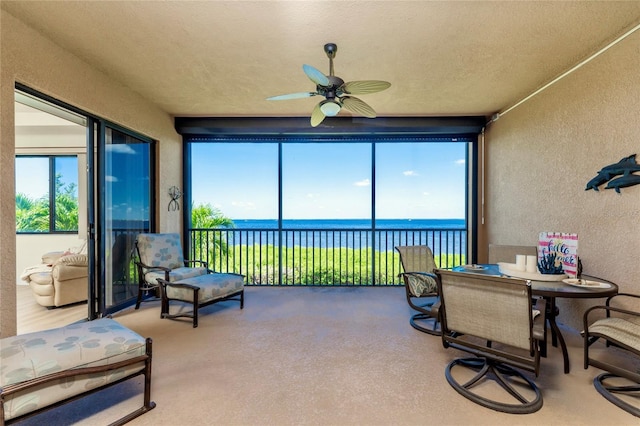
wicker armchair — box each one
[435,269,546,414]
[395,245,440,335]
[583,293,640,417]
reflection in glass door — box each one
[102,126,153,313]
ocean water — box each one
[233,218,465,230]
[219,218,466,254]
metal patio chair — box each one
[134,233,209,309]
[583,292,640,417]
[435,269,546,414]
[395,245,441,335]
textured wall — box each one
[1,11,182,337]
[484,30,640,330]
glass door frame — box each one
[16,83,156,319]
[98,122,155,316]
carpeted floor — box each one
[13,286,639,425]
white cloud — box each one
[354,179,370,187]
[106,145,136,155]
[455,159,465,165]
[106,175,118,182]
[231,201,256,210]
[403,170,419,176]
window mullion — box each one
[49,156,56,232]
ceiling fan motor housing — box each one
[324,43,337,58]
[318,76,345,99]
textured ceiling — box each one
[3,1,640,121]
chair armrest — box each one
[185,259,208,269]
[582,293,640,338]
[583,302,640,332]
[135,260,170,273]
[606,292,640,308]
[135,260,172,282]
[399,271,436,279]
[532,298,546,342]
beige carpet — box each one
[13,286,639,425]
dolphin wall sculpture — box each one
[605,174,640,193]
[585,154,640,193]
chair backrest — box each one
[436,269,534,351]
[136,233,185,270]
[488,244,537,264]
[395,245,436,273]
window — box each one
[375,142,467,220]
[15,155,79,233]
[187,137,470,284]
[282,143,372,223]
[190,142,278,224]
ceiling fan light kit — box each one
[267,43,391,127]
[319,100,341,116]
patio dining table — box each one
[451,264,618,374]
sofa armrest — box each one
[55,254,88,267]
[42,251,65,265]
[52,264,87,282]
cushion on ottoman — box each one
[166,273,244,302]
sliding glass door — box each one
[98,125,154,314]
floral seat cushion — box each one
[144,266,208,285]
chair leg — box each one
[135,285,144,309]
[594,373,640,417]
[410,313,441,336]
[445,357,543,414]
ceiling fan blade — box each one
[266,92,317,101]
[310,102,326,127]
[340,96,376,118]
[303,64,330,87]
[342,80,391,95]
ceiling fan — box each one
[266,43,391,127]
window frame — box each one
[178,116,483,266]
[15,154,79,234]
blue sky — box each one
[15,156,78,199]
[16,146,150,222]
[191,141,467,220]
[16,142,467,221]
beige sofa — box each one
[21,250,88,308]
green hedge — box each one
[204,244,465,286]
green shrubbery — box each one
[205,244,465,286]
[189,207,465,285]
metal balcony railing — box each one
[188,226,467,286]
